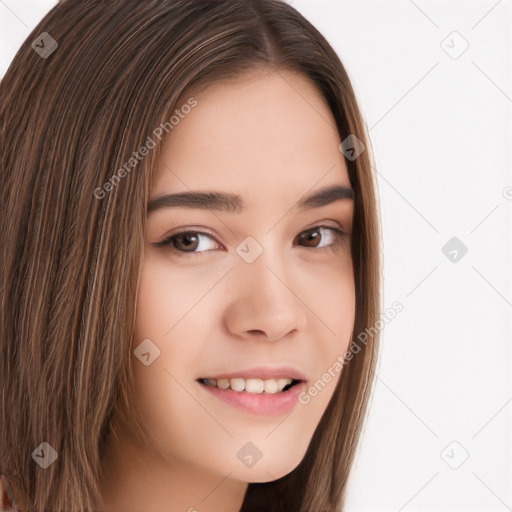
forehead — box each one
[152,68,350,205]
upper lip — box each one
[198,365,307,382]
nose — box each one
[223,246,308,342]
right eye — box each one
[153,230,224,257]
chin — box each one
[233,447,307,484]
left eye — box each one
[153,225,345,256]
[296,226,345,249]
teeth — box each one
[230,378,245,392]
[277,378,292,391]
[217,378,230,390]
[245,378,264,393]
[263,379,278,394]
[202,377,295,393]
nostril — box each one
[247,329,265,336]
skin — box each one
[101,67,355,512]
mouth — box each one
[196,368,307,416]
[197,377,303,394]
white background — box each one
[1,1,511,511]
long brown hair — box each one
[0,1,381,510]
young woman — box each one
[0,1,381,510]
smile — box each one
[198,377,300,394]
[196,367,307,416]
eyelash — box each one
[153,225,347,259]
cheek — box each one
[134,260,183,343]
[132,259,212,390]
[306,255,356,342]
[133,255,221,343]
[130,261,222,467]
[302,263,355,399]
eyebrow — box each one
[147,184,354,214]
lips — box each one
[197,366,307,394]
[196,366,307,415]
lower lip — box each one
[198,381,306,416]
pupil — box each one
[301,229,319,247]
[176,233,198,251]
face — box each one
[133,68,355,483]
